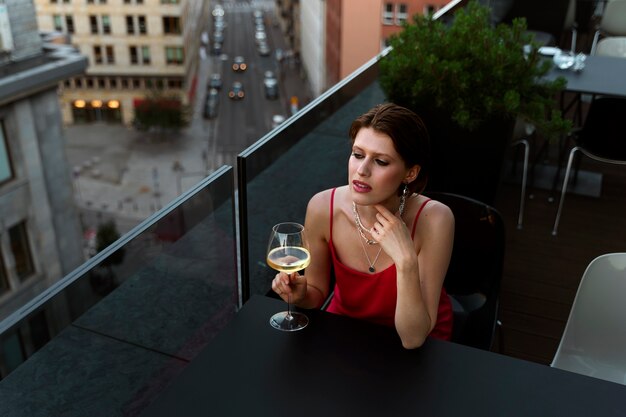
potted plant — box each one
[379,1,571,204]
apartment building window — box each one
[90,15,99,34]
[1,121,13,185]
[395,4,408,24]
[168,78,183,89]
[98,78,106,88]
[125,0,144,3]
[75,77,83,88]
[126,15,134,34]
[93,45,103,64]
[165,46,184,64]
[110,77,118,88]
[129,46,138,64]
[66,15,75,33]
[161,0,180,3]
[162,16,181,34]
[102,15,111,34]
[0,255,8,295]
[9,222,35,282]
[138,15,147,34]
[105,45,115,63]
[424,4,436,15]
[53,15,63,31]
[142,46,151,64]
[382,3,394,25]
[0,331,25,378]
[86,78,94,88]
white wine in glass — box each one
[267,222,310,331]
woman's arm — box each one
[371,201,454,349]
[271,190,332,309]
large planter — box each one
[419,110,515,205]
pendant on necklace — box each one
[369,266,375,273]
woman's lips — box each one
[352,180,371,193]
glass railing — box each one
[0,166,238,394]
[237,52,389,302]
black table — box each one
[140,296,626,417]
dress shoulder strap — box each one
[329,188,337,241]
[410,198,431,239]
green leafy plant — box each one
[133,91,190,133]
[379,1,571,139]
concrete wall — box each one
[0,0,43,64]
[0,87,84,321]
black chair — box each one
[552,96,626,235]
[427,192,506,351]
[497,0,575,47]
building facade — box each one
[0,0,87,378]
[299,0,449,96]
[34,0,208,126]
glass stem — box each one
[286,293,293,320]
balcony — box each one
[1,2,625,415]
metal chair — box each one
[551,253,626,385]
[552,97,626,236]
[427,192,506,351]
[591,0,626,56]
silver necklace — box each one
[352,185,409,273]
[352,202,378,245]
[358,233,383,273]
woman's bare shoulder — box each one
[307,186,347,214]
[421,198,455,228]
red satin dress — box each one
[326,188,453,340]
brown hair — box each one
[349,103,430,195]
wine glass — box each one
[267,222,311,331]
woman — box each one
[272,103,454,349]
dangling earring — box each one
[398,183,409,216]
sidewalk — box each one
[65,123,210,233]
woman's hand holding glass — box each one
[272,270,307,305]
[267,222,310,331]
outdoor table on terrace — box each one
[139,295,626,417]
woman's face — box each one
[349,127,417,208]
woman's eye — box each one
[351,152,363,159]
[375,159,389,166]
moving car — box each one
[264,76,278,99]
[228,81,245,100]
[271,114,286,129]
[232,56,247,72]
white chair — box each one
[551,253,626,385]
[591,0,626,56]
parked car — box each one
[232,56,247,72]
[228,81,245,100]
[203,88,219,119]
[208,73,222,90]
